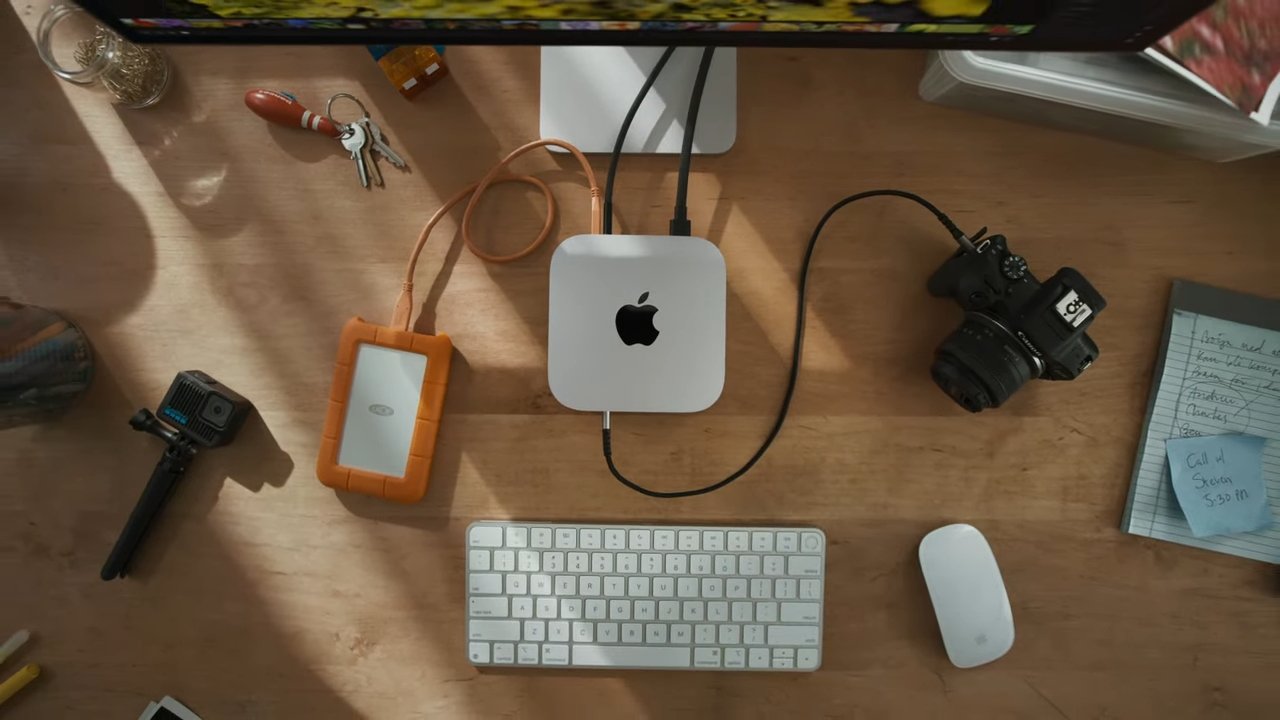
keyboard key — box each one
[666,554,688,575]
[561,599,582,619]
[618,553,638,574]
[468,550,491,571]
[626,576,649,596]
[512,598,533,618]
[671,624,692,644]
[646,623,668,644]
[531,575,552,596]
[732,602,753,622]
[555,576,576,596]
[592,552,613,573]
[542,644,569,665]
[798,649,820,669]
[470,620,520,641]
[763,556,785,576]
[654,530,676,550]
[682,601,705,621]
[767,625,819,646]
[756,601,778,623]
[605,529,626,549]
[702,531,724,551]
[694,647,722,668]
[493,642,515,664]
[622,623,643,643]
[580,576,601,596]
[555,529,577,549]
[714,555,736,575]
[719,624,741,645]
[690,554,712,575]
[628,529,651,550]
[751,532,774,553]
[739,555,761,575]
[744,625,765,645]
[549,621,569,642]
[506,527,528,548]
[518,643,539,664]
[781,602,821,623]
[543,552,565,573]
[505,574,527,595]
[536,598,557,619]
[469,574,502,594]
[654,577,674,597]
[470,525,503,547]
[493,551,515,572]
[585,599,607,619]
[772,648,795,660]
[609,600,631,620]
[775,579,797,599]
[580,529,602,549]
[725,647,746,668]
[634,600,656,620]
[799,579,821,600]
[800,532,823,553]
[772,657,795,669]
[749,648,769,668]
[708,601,729,622]
[695,624,716,644]
[750,579,772,599]
[787,555,823,577]
[573,621,594,642]
[702,578,724,598]
[776,532,798,553]
[678,531,700,550]
[568,552,588,572]
[728,531,750,551]
[727,579,748,598]
[641,553,662,574]
[604,577,625,597]
[597,623,618,643]
[517,550,539,572]
[573,645,690,668]
[658,600,680,620]
[677,578,699,598]
[530,528,553,548]
[470,597,508,617]
[469,642,490,663]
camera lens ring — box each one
[199,394,235,429]
[931,312,1039,412]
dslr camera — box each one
[927,234,1105,412]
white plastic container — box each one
[920,51,1280,162]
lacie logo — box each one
[368,404,394,417]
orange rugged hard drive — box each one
[317,317,452,503]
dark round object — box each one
[930,313,1038,412]
[1000,254,1029,280]
[199,394,234,428]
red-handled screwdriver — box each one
[244,89,343,138]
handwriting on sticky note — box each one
[1166,434,1271,538]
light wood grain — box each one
[4,4,1280,718]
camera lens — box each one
[199,394,234,428]
[930,313,1038,412]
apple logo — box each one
[615,292,660,346]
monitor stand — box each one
[539,46,737,155]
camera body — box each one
[927,234,1105,412]
[156,370,252,447]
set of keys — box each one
[244,89,407,189]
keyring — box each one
[325,92,369,130]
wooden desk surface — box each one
[4,5,1280,718]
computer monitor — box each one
[78,2,1212,155]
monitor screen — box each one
[80,1,1212,50]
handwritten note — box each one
[1166,434,1270,537]
[1122,282,1280,564]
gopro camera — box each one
[927,234,1106,412]
[101,371,253,580]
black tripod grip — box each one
[100,446,191,581]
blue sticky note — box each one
[1166,434,1271,538]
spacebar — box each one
[572,645,691,668]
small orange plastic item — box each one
[316,317,452,503]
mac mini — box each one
[548,234,726,413]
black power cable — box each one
[669,47,716,237]
[603,46,677,235]
[602,190,976,498]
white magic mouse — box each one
[918,523,1015,668]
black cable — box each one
[603,46,678,235]
[669,47,716,237]
[602,190,977,498]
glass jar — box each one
[36,4,171,109]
